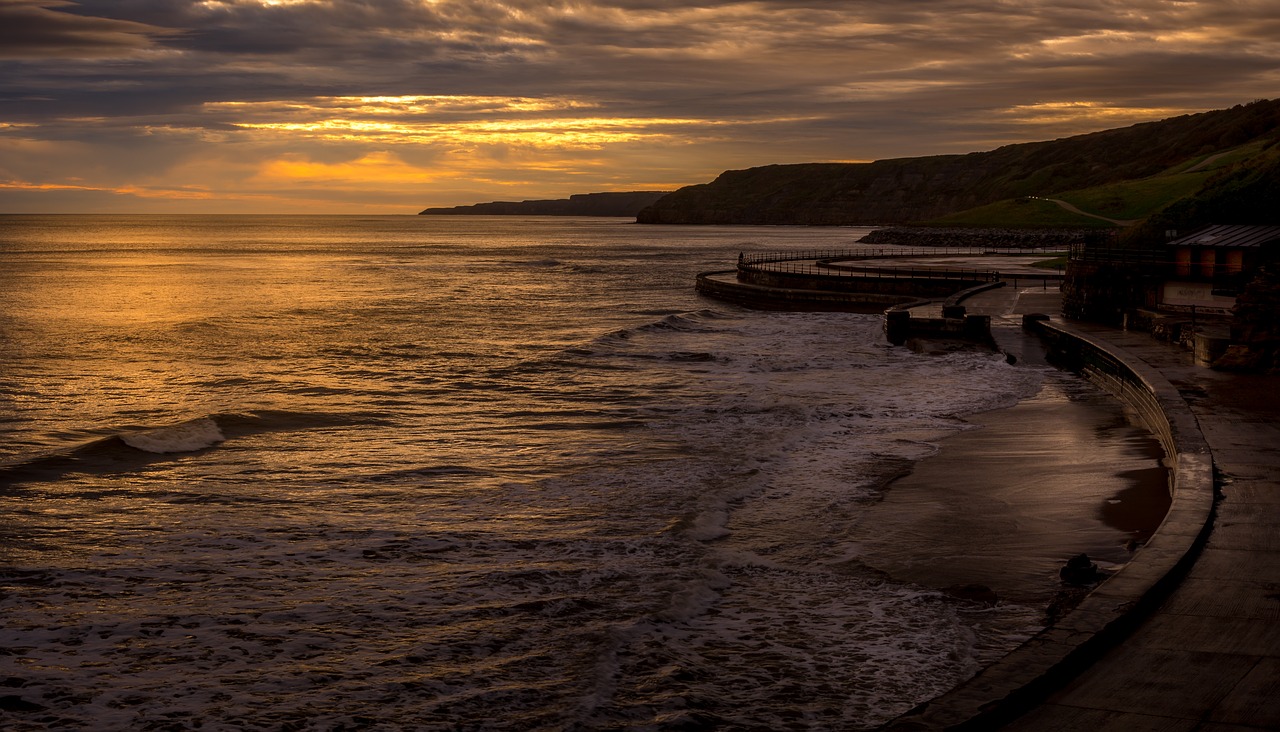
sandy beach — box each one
[851,371,1171,608]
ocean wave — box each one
[635,310,724,333]
[360,464,496,484]
[0,410,383,488]
[593,309,727,345]
[120,417,225,454]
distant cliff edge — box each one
[420,191,671,217]
[637,99,1280,226]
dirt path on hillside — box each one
[1032,196,1138,226]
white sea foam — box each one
[682,507,732,541]
[120,417,225,453]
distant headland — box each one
[417,99,1279,239]
[636,98,1280,228]
[420,191,670,217]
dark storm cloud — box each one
[2,0,1278,212]
[14,1,1279,115]
[0,0,168,58]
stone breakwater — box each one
[861,227,1104,249]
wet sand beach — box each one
[853,372,1171,608]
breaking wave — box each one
[120,417,225,454]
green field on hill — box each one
[926,140,1270,229]
[638,99,1280,227]
[926,198,1115,228]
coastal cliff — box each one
[637,99,1280,226]
[421,191,669,217]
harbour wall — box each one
[739,267,987,298]
[882,282,1009,347]
[694,271,917,311]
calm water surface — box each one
[0,215,1156,730]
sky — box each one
[1,0,1278,214]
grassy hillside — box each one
[931,138,1272,227]
[638,99,1280,226]
[1123,142,1280,245]
[927,198,1116,228]
[1055,174,1208,221]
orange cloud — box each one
[1000,101,1190,126]
[206,95,774,151]
[0,178,218,200]
[253,151,435,184]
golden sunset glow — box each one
[199,0,325,7]
[207,95,601,117]
[1,0,1275,212]
[0,180,108,192]
[209,95,733,150]
[0,178,224,201]
[254,151,436,184]
[1001,102,1190,126]
[230,116,709,147]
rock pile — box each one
[860,227,1101,249]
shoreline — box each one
[880,315,1217,730]
[854,370,1171,611]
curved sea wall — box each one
[883,319,1215,731]
[739,267,985,298]
[695,255,998,312]
[694,271,915,311]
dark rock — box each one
[1059,553,1101,585]
[863,227,1095,249]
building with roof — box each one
[1161,224,1280,314]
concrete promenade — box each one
[944,287,1280,730]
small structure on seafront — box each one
[1161,224,1280,314]
[1064,223,1280,370]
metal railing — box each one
[740,259,1000,282]
[739,246,1065,266]
[1066,242,1164,263]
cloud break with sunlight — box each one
[1,0,1278,212]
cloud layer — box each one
[2,0,1278,212]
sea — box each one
[0,215,1163,731]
